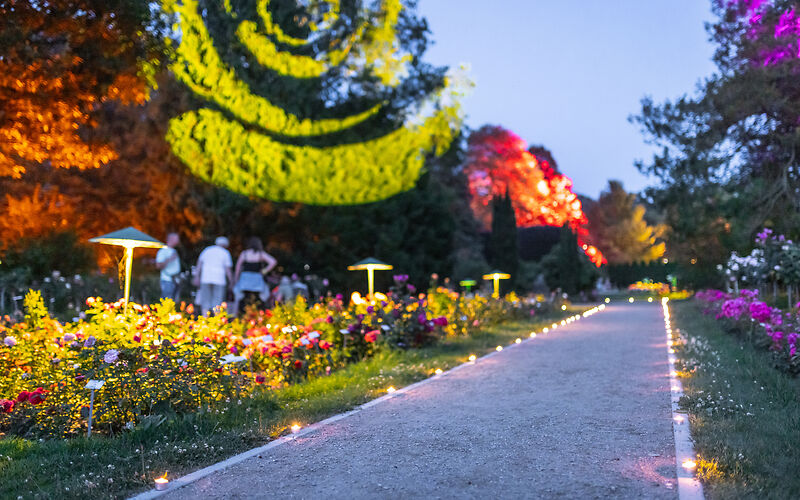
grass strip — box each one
[0,309,576,499]
[672,300,800,499]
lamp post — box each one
[89,227,165,312]
[347,258,393,299]
[482,270,511,299]
[459,279,477,293]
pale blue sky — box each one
[418,0,718,198]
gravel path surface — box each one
[166,303,677,499]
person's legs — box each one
[160,280,176,301]
[209,284,226,313]
[199,283,215,315]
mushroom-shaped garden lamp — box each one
[347,258,393,299]
[90,227,165,311]
[482,270,511,299]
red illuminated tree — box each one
[464,126,604,266]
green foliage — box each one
[542,225,598,296]
[0,230,95,279]
[487,190,519,289]
[585,180,666,265]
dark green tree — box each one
[542,225,598,296]
[487,189,519,287]
[632,0,800,285]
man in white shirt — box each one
[196,236,233,315]
[156,232,181,301]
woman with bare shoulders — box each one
[233,237,277,314]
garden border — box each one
[663,298,704,500]
[129,305,605,499]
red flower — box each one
[319,340,331,350]
[29,389,46,405]
[364,330,379,343]
[16,391,31,403]
[293,360,303,369]
[433,316,448,327]
[255,375,266,384]
[0,399,14,413]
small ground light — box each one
[628,297,635,303]
[387,386,396,393]
[515,338,522,344]
[605,298,610,303]
[682,459,697,470]
[434,368,443,375]
[496,346,503,351]
[648,297,654,303]
[154,473,169,491]
[561,304,567,311]
[468,354,477,362]
[673,415,685,423]
[542,328,549,333]
[291,423,301,433]
[530,332,537,338]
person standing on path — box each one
[155,232,181,302]
[233,237,277,314]
[196,236,233,315]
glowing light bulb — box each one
[434,368,443,375]
[387,386,396,393]
[604,298,610,303]
[515,338,522,344]
[682,459,697,470]
[648,297,654,303]
[628,297,634,303]
[530,332,537,338]
[468,354,477,362]
[543,328,549,333]
[291,423,301,433]
[673,415,685,423]
[496,346,503,352]
[154,474,169,491]
[561,305,567,311]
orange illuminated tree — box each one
[464,125,604,266]
[0,0,164,178]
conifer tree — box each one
[487,190,519,286]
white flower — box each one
[3,336,17,347]
[103,349,120,364]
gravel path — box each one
[166,303,677,499]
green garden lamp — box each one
[90,227,164,312]
[459,279,477,292]
[482,270,511,299]
[347,258,393,298]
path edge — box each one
[663,298,705,500]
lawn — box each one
[671,300,800,499]
[0,310,576,499]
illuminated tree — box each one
[0,0,165,178]
[585,181,666,265]
[164,0,464,205]
[463,125,605,266]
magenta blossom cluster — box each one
[699,289,800,362]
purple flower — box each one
[417,313,427,325]
[103,349,119,364]
[63,333,76,342]
[83,336,96,348]
[749,301,774,323]
[407,285,416,294]
[3,336,17,347]
[366,306,374,314]
[326,315,334,324]
[393,274,409,283]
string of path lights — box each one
[663,297,705,500]
[133,304,609,497]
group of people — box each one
[156,233,288,315]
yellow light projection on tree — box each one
[165,0,462,205]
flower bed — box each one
[0,284,547,438]
[695,289,800,373]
